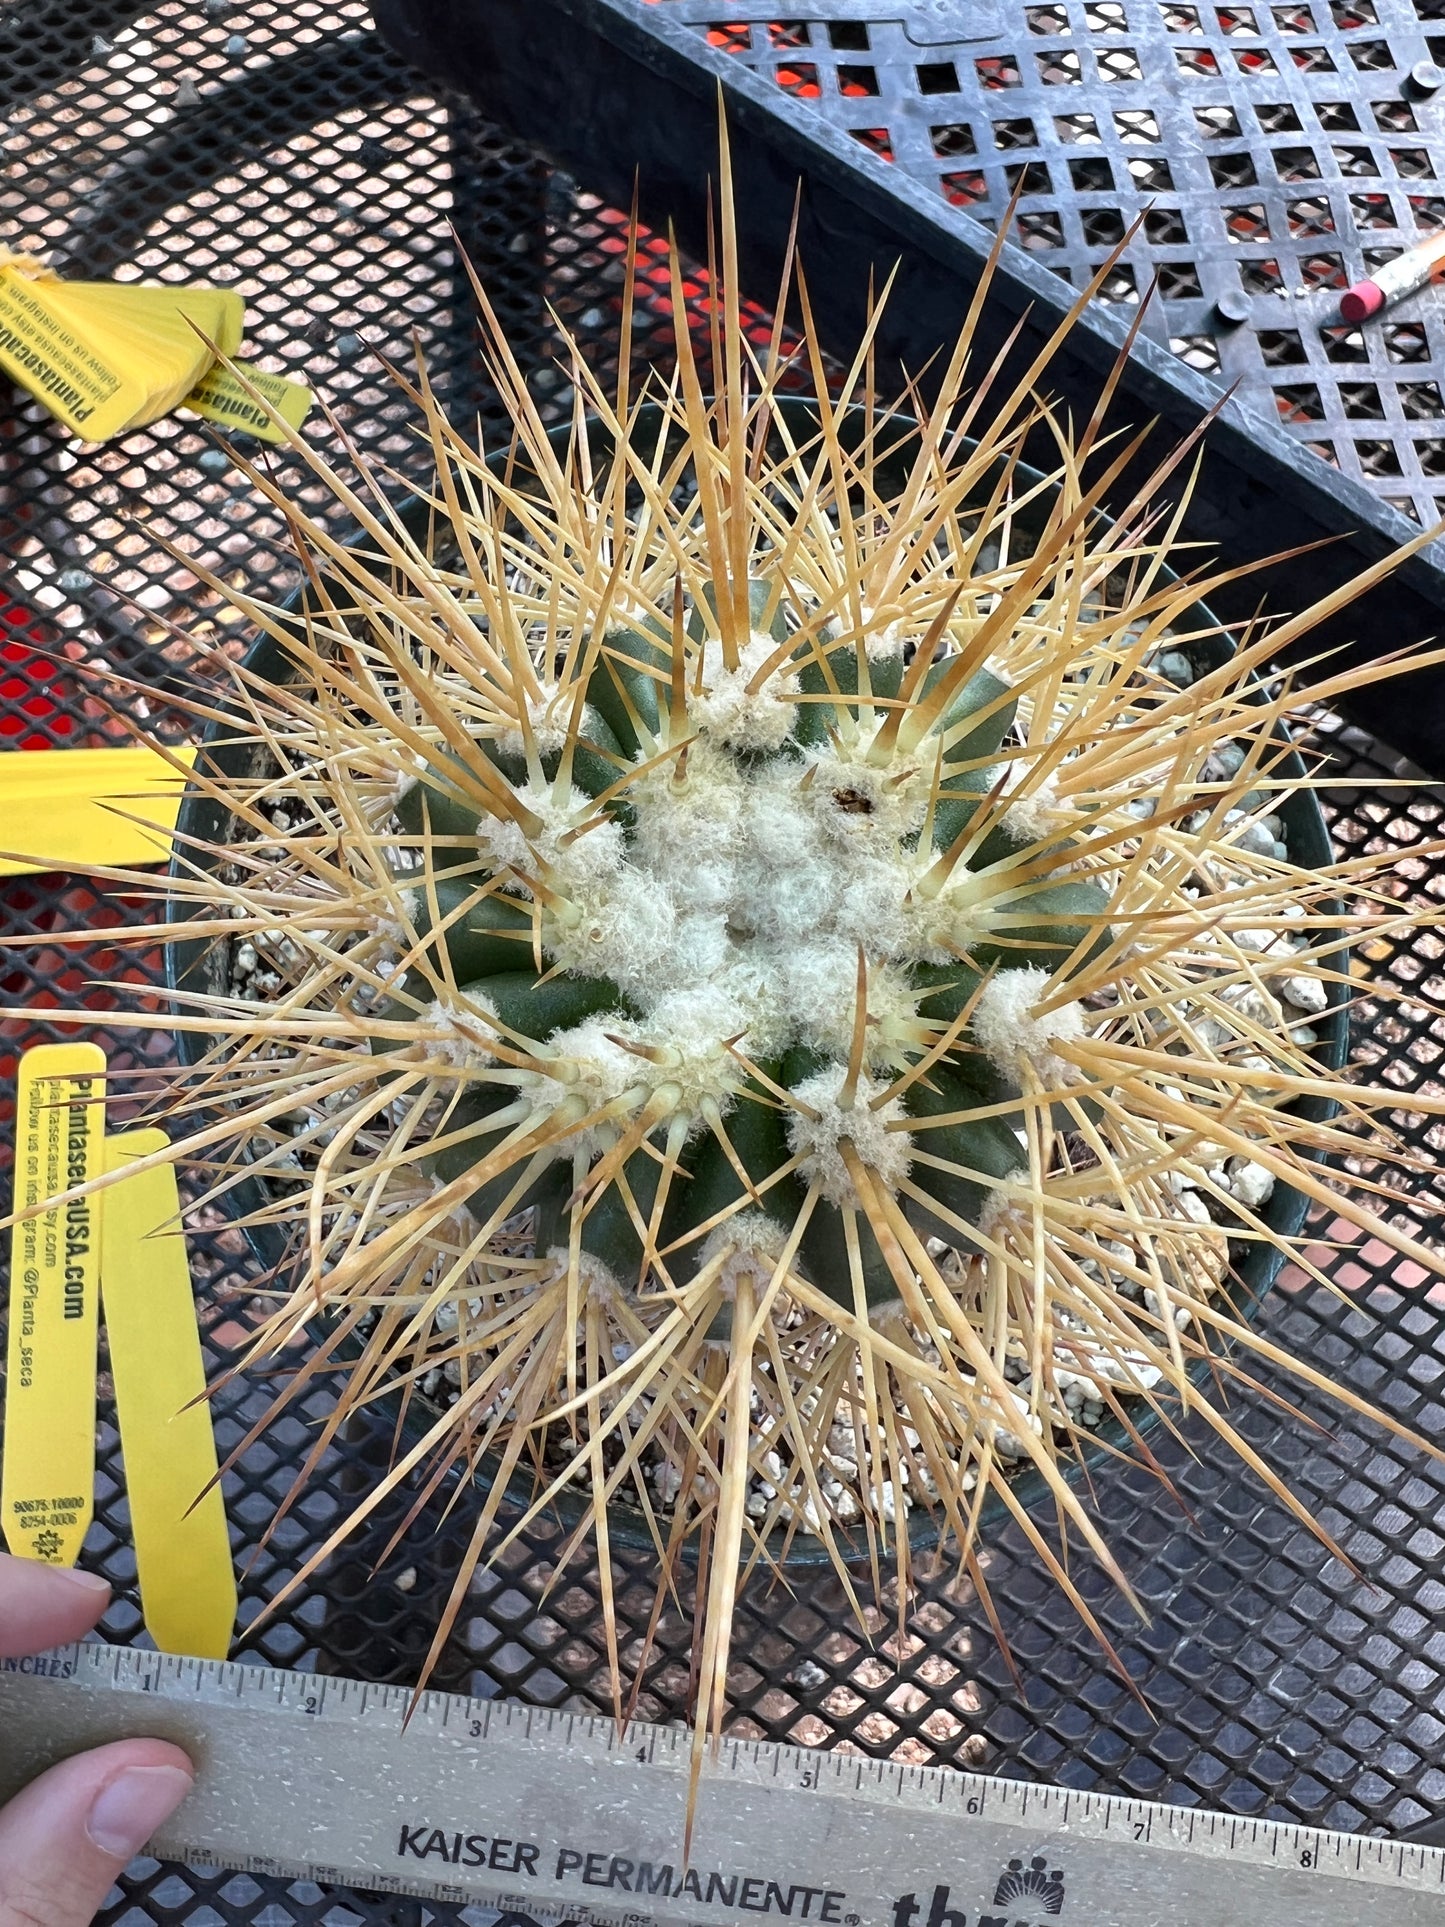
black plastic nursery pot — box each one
[165,397,1349,1570]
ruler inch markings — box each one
[1,1645,1443,1924]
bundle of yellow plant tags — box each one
[0,251,310,443]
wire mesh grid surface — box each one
[1,5,1444,1925]
[640,0,1445,532]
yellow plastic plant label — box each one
[101,1130,236,1658]
[183,361,314,443]
[0,266,142,440]
[2,1042,106,1566]
[0,253,248,441]
[0,744,199,878]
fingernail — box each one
[49,1566,111,1595]
[87,1765,194,1859]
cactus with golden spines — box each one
[17,147,1445,1796]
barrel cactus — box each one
[381,540,1102,1320]
[25,156,1442,1772]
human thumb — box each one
[0,1738,193,1927]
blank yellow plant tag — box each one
[0,744,199,878]
[102,1130,237,1660]
[183,362,314,443]
[2,1042,106,1567]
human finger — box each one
[0,1738,194,1927]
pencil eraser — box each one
[1341,280,1384,323]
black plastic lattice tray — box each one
[378,0,1445,776]
[1,7,1445,1927]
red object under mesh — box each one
[0,590,76,749]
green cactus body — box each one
[664,1072,802,1285]
[380,572,1115,1321]
[590,624,670,756]
[400,878,535,981]
[426,1085,548,1229]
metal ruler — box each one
[3,1644,1445,1925]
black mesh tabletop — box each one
[0,8,1443,1927]
[606,0,1445,534]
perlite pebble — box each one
[911,1455,941,1500]
[988,1389,1044,1460]
[1226,1159,1275,1208]
[1057,1369,1103,1405]
[1220,982,1282,1026]
[1189,1015,1234,1049]
[1281,972,1328,1014]
[656,1462,685,1505]
[1236,822,1278,858]
[1236,927,1296,954]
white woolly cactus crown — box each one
[26,134,1445,1782]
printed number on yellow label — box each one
[2,1043,106,1566]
